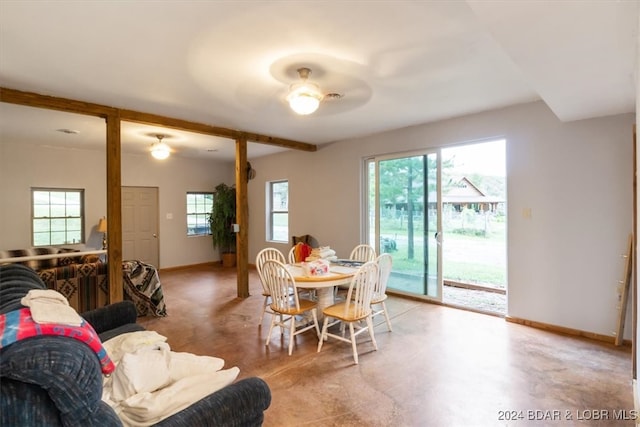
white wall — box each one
[248,100,635,339]
[121,153,233,269]
[0,142,108,250]
[1,100,634,339]
[0,141,234,269]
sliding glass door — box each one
[367,150,442,300]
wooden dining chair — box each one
[372,253,393,331]
[349,244,377,262]
[262,259,320,356]
[287,246,296,264]
[336,244,377,300]
[286,245,317,300]
[255,248,286,325]
[317,261,378,364]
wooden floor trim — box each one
[506,315,631,346]
[158,261,217,273]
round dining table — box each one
[286,263,357,317]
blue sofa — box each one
[0,264,271,426]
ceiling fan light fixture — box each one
[151,134,171,160]
[287,68,323,115]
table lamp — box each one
[97,217,107,249]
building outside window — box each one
[32,188,84,246]
[187,192,214,236]
[268,180,288,242]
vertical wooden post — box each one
[106,113,123,303]
[235,136,250,298]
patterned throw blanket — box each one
[122,261,167,317]
[0,308,115,374]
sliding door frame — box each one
[364,148,443,302]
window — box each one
[268,181,288,242]
[187,192,213,236]
[32,188,84,246]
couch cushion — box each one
[32,248,59,270]
[0,265,47,314]
[57,248,82,266]
[0,248,59,271]
[0,336,121,426]
[0,249,37,269]
[80,254,100,264]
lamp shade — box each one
[287,81,323,115]
[287,68,323,115]
[151,141,171,160]
[97,218,107,233]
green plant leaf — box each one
[208,183,236,253]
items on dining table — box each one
[304,246,337,262]
[301,259,330,277]
[291,242,313,263]
[330,259,366,268]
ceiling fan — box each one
[286,67,342,115]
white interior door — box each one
[122,186,159,267]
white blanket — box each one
[20,289,83,326]
[102,331,239,426]
[306,247,338,262]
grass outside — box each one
[277,210,506,289]
[382,213,506,289]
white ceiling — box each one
[0,1,637,161]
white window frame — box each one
[31,187,85,246]
[186,192,214,236]
[267,180,289,242]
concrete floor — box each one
[138,264,635,426]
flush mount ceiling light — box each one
[151,134,170,160]
[286,67,324,115]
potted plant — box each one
[209,183,237,267]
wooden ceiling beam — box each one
[0,87,116,117]
[0,87,318,152]
[120,109,317,152]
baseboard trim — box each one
[158,261,217,273]
[158,261,259,273]
[506,315,632,346]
